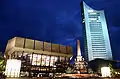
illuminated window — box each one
[41,55,46,66]
[89,12,97,15]
[32,54,37,65]
[29,54,32,63]
[54,57,58,65]
[87,10,94,12]
[101,67,111,77]
[17,51,22,57]
[46,56,50,66]
[89,18,97,20]
[5,59,21,77]
[60,57,65,62]
[50,56,55,66]
[37,55,41,65]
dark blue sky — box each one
[0,0,120,60]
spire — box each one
[77,40,81,56]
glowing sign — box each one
[101,67,111,77]
[5,59,21,77]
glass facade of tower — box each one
[81,2,112,61]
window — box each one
[41,55,46,66]
[32,54,37,65]
[50,56,55,66]
[37,55,41,65]
[46,56,50,66]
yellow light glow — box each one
[101,67,111,77]
[5,59,21,77]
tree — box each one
[108,63,115,77]
[0,55,6,72]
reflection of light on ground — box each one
[62,74,98,78]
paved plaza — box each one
[6,77,49,79]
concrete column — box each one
[77,40,81,56]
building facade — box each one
[4,37,73,77]
[81,2,112,61]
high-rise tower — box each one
[80,1,112,61]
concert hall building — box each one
[4,37,73,77]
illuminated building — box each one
[81,1,113,61]
[4,37,73,77]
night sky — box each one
[0,0,120,61]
